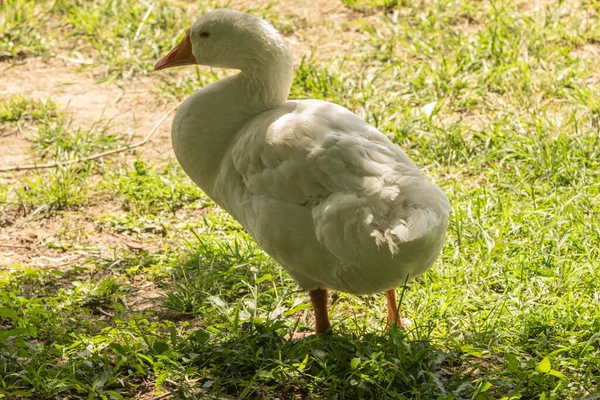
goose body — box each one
[156,9,451,332]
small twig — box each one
[0,243,29,249]
[134,2,156,41]
[0,102,181,173]
[16,121,25,136]
[152,393,172,400]
[97,307,115,317]
[56,54,94,65]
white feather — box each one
[169,9,451,295]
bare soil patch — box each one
[0,204,157,268]
[270,0,367,61]
[0,57,176,171]
[0,57,177,268]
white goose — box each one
[155,9,451,334]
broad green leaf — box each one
[536,357,551,373]
[0,307,18,320]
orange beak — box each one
[154,28,196,71]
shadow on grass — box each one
[152,239,471,399]
[0,244,471,399]
[165,321,467,399]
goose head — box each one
[154,9,292,73]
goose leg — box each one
[385,289,413,328]
[309,288,331,334]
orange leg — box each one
[309,288,332,334]
[385,289,412,328]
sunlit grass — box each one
[1,0,599,398]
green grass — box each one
[0,0,54,60]
[13,164,93,212]
[1,0,600,398]
[103,160,207,215]
[0,96,58,124]
[0,0,275,80]
[33,121,123,161]
[341,0,401,12]
[1,95,126,213]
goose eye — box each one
[199,31,210,39]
